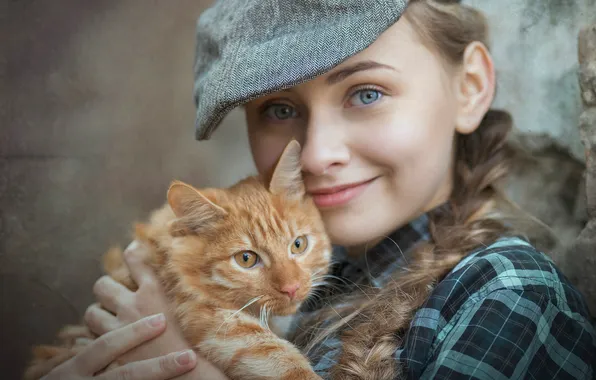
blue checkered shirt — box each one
[297,213,596,379]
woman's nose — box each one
[300,119,350,176]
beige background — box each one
[1,1,257,377]
[2,1,594,378]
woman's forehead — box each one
[325,19,419,75]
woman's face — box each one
[245,17,486,248]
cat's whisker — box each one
[259,303,271,330]
[313,274,348,283]
[304,298,317,312]
[310,281,344,295]
[214,295,264,339]
[310,276,341,288]
[304,285,330,309]
[305,293,322,308]
[259,305,264,327]
[310,268,327,279]
[310,284,327,293]
[264,305,271,330]
[328,259,341,267]
[232,295,264,318]
[316,274,377,299]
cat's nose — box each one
[280,283,300,300]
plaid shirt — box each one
[298,213,596,379]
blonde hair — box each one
[294,1,515,379]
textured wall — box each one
[569,24,596,316]
[2,1,595,378]
[467,0,596,161]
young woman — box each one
[43,1,595,379]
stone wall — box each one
[2,1,595,378]
[467,0,596,161]
[568,24,596,315]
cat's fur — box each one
[24,141,331,380]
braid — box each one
[430,109,514,255]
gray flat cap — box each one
[193,0,407,140]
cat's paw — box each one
[23,345,76,380]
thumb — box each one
[123,240,156,287]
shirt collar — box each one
[331,212,432,287]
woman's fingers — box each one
[93,275,133,314]
[84,303,121,335]
[123,241,157,289]
[74,313,167,375]
[98,349,197,380]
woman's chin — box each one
[323,218,379,248]
[321,203,411,249]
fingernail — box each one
[147,313,165,327]
[125,240,140,252]
[175,350,195,366]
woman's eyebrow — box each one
[325,60,397,85]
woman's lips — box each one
[308,177,377,208]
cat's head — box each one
[166,141,332,316]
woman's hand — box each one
[86,240,189,362]
[85,240,229,380]
[42,313,197,379]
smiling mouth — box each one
[308,177,378,208]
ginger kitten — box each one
[25,140,331,380]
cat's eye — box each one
[234,251,260,268]
[290,235,308,255]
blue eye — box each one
[263,104,298,120]
[349,89,382,107]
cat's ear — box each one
[167,181,227,235]
[269,140,305,200]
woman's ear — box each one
[455,41,496,135]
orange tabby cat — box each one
[24,140,331,380]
